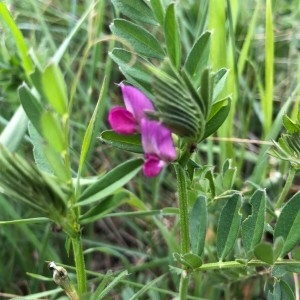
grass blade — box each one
[77,77,107,179]
[0,3,34,76]
[263,0,274,135]
[97,270,128,299]
[77,158,143,206]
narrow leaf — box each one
[80,191,130,224]
[77,158,143,206]
[110,19,164,59]
[150,0,165,26]
[12,289,61,300]
[199,68,213,118]
[41,112,65,153]
[202,97,231,140]
[222,167,236,191]
[242,189,266,254]
[91,271,113,300]
[274,191,300,257]
[217,193,242,260]
[212,68,230,101]
[111,0,157,25]
[28,122,53,173]
[42,63,68,115]
[129,275,165,300]
[109,48,152,84]
[0,217,49,225]
[18,84,43,134]
[99,130,143,153]
[164,4,181,69]
[78,78,106,176]
[97,270,128,299]
[184,31,211,86]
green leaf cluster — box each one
[0,3,146,238]
[209,188,300,267]
[0,145,76,237]
[173,185,300,295]
[109,0,231,144]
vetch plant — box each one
[102,0,300,299]
[102,1,233,297]
[1,0,300,299]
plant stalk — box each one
[72,234,87,296]
[174,163,190,299]
[179,271,189,300]
[174,163,190,254]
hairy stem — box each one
[179,271,189,300]
[174,163,190,254]
[174,163,190,299]
[72,234,87,296]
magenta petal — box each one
[108,106,137,134]
[143,154,165,177]
[141,119,176,162]
[120,83,154,123]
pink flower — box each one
[108,84,176,177]
[108,83,154,134]
[141,119,176,177]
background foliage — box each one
[1,0,300,299]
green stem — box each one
[174,163,190,299]
[179,271,189,300]
[275,167,296,209]
[72,234,87,296]
[174,163,190,254]
[195,258,300,271]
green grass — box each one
[1,0,300,299]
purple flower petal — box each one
[141,119,176,162]
[120,83,154,123]
[108,106,137,134]
[143,154,165,177]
